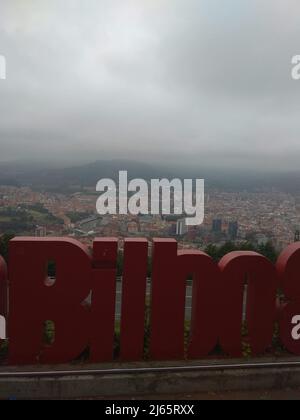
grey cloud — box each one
[0,0,300,170]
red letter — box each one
[150,239,184,360]
[0,255,7,319]
[277,243,300,355]
[0,255,7,342]
[90,238,117,363]
[219,252,277,357]
[9,238,91,365]
[120,239,148,361]
[185,251,220,359]
[150,239,220,360]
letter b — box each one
[8,238,91,364]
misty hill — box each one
[0,160,174,191]
[1,160,300,194]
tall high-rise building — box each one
[228,221,238,240]
[176,219,188,236]
[212,219,222,233]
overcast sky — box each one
[0,0,300,171]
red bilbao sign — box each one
[0,237,300,365]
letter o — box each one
[277,243,300,355]
[219,252,277,357]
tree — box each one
[0,233,15,262]
[258,241,278,264]
[204,241,278,263]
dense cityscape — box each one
[0,184,299,252]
